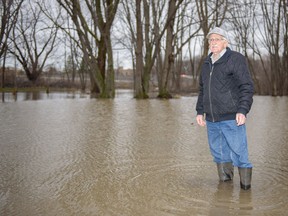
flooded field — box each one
[0,92,287,216]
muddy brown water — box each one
[1,92,288,215]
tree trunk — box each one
[104,33,115,98]
[157,0,176,99]
[134,0,146,98]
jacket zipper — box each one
[209,64,215,122]
[229,91,236,108]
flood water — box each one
[0,91,288,216]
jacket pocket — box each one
[213,90,237,115]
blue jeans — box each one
[206,120,252,168]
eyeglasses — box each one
[208,38,225,43]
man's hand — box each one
[236,113,246,126]
[196,115,206,126]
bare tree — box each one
[252,0,287,96]
[157,0,177,98]
[41,4,87,90]
[119,0,160,98]
[9,0,59,83]
[56,0,120,98]
[0,0,23,58]
[120,0,186,98]
[120,0,164,98]
[134,0,145,98]
[0,0,23,87]
[166,0,201,93]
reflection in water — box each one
[209,181,253,216]
[1,89,135,102]
[0,95,288,216]
[1,91,92,102]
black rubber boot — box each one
[217,162,234,182]
[238,167,252,190]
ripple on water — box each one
[1,96,288,216]
[248,158,288,212]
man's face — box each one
[208,33,228,54]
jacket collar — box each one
[205,47,232,64]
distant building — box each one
[116,67,133,80]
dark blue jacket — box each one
[196,47,254,122]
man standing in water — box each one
[195,27,254,190]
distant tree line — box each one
[0,0,287,97]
